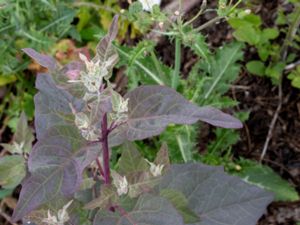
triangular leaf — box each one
[154,143,170,170]
[110,85,242,145]
[159,163,273,225]
[0,155,26,189]
[117,142,149,176]
[12,125,100,221]
[15,111,34,153]
[34,74,85,139]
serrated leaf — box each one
[204,42,244,99]
[110,85,242,145]
[183,32,210,61]
[93,194,184,225]
[116,44,167,87]
[160,188,199,223]
[0,155,26,189]
[158,163,273,225]
[235,160,299,202]
[12,125,100,221]
[34,73,85,139]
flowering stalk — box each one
[101,113,111,184]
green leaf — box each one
[15,111,34,153]
[235,160,299,202]
[0,74,17,86]
[116,44,166,86]
[233,26,260,45]
[117,142,149,176]
[183,31,210,61]
[288,66,300,89]
[258,47,270,61]
[265,62,285,82]
[203,42,244,99]
[160,189,199,223]
[0,188,13,200]
[229,14,262,28]
[262,28,279,41]
[246,61,266,76]
[154,143,170,169]
[1,112,34,154]
[0,155,26,189]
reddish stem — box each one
[96,158,105,178]
[101,113,110,184]
[116,206,137,225]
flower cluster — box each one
[146,160,164,177]
[138,0,161,11]
[42,201,73,225]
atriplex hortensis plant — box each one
[12,16,273,225]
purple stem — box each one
[101,113,111,184]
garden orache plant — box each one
[12,15,273,225]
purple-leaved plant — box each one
[12,16,273,225]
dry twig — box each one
[260,7,300,162]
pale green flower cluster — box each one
[42,201,73,225]
[146,159,164,177]
[69,53,129,141]
[112,171,129,196]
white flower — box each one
[116,176,128,196]
[245,9,251,15]
[146,160,164,177]
[138,0,161,11]
[12,141,25,154]
[112,171,129,196]
[42,200,73,225]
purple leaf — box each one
[22,48,57,70]
[159,163,274,225]
[34,74,85,140]
[109,85,242,144]
[93,15,119,78]
[12,125,100,222]
[93,194,184,225]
